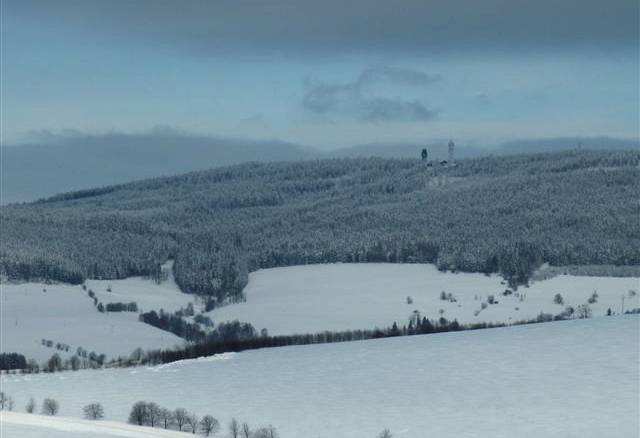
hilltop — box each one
[1,150,638,304]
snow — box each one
[1,412,187,437]
[84,261,194,314]
[0,281,184,362]
[209,263,639,334]
[2,316,638,438]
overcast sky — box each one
[2,0,638,148]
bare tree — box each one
[42,398,60,415]
[241,422,251,438]
[159,408,174,429]
[229,418,240,438]
[378,429,393,438]
[185,413,199,434]
[25,397,36,413]
[254,425,279,438]
[0,392,7,410]
[199,415,220,436]
[576,304,592,319]
[83,403,104,420]
[47,353,62,372]
[128,401,148,425]
[174,408,188,431]
[146,402,161,427]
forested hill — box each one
[1,150,638,303]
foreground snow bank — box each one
[0,412,186,437]
[2,316,638,438]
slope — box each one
[1,150,638,304]
[209,263,639,334]
[1,316,637,438]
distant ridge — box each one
[0,129,315,204]
[2,132,636,204]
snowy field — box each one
[210,263,639,334]
[84,261,194,314]
[1,316,638,438]
[0,280,187,362]
[1,412,186,437]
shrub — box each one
[587,291,598,304]
[553,293,564,305]
[0,352,27,370]
[194,314,214,327]
[577,304,592,319]
[105,302,138,312]
[42,398,59,415]
[25,397,36,413]
[536,312,553,322]
[83,403,104,420]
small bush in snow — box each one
[0,393,14,411]
[577,304,592,319]
[25,397,36,413]
[536,312,553,322]
[587,291,598,304]
[42,398,59,415]
[553,293,564,305]
[83,403,104,420]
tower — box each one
[448,140,455,165]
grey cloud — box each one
[302,67,438,122]
[358,67,441,88]
[5,0,638,55]
[359,98,437,123]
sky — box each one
[2,0,638,149]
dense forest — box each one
[1,150,638,303]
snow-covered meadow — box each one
[210,263,639,334]
[0,268,192,362]
[1,412,187,438]
[1,316,638,438]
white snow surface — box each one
[210,263,639,334]
[1,412,187,437]
[2,316,638,438]
[0,282,184,362]
[84,261,194,314]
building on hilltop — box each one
[448,140,455,165]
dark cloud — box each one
[302,67,438,122]
[5,0,638,55]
